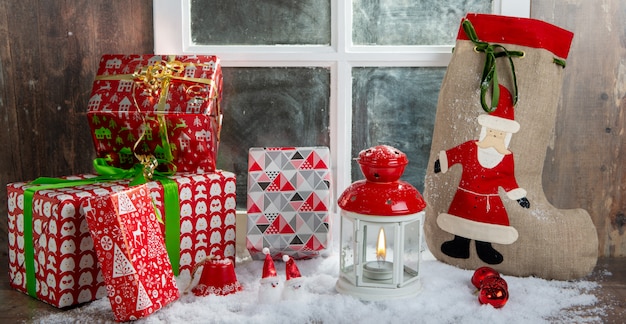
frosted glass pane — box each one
[190,0,331,45]
[216,67,331,208]
[351,67,445,191]
[352,0,492,45]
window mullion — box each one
[333,0,352,199]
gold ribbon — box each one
[94,55,222,165]
[95,55,220,113]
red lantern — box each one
[335,145,427,301]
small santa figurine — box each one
[435,84,530,265]
[281,255,305,301]
[258,248,281,303]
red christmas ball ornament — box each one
[471,266,500,289]
[482,275,508,291]
[478,278,509,308]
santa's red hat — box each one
[282,255,303,282]
[477,85,520,133]
[261,247,278,283]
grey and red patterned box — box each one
[83,184,179,321]
[87,54,222,173]
[246,147,332,260]
[6,170,236,308]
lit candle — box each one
[363,228,393,280]
[376,227,386,261]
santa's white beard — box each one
[477,146,505,168]
[281,279,306,301]
[258,280,282,304]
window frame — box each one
[153,0,531,200]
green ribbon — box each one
[462,19,525,113]
[21,159,182,297]
[92,158,182,274]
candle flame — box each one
[376,228,386,261]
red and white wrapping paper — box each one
[6,171,236,307]
[160,171,237,276]
[83,184,179,321]
[87,54,222,173]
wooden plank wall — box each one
[533,1,626,257]
[0,1,624,258]
[0,1,153,258]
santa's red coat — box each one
[442,140,522,227]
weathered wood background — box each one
[0,0,624,261]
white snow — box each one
[35,249,608,324]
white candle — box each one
[363,261,393,280]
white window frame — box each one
[153,0,530,198]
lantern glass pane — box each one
[358,222,396,287]
[402,218,421,282]
[339,215,356,283]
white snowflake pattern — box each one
[100,236,113,251]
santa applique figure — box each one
[281,255,305,301]
[434,85,531,265]
[258,248,282,303]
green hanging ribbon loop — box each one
[22,158,182,297]
[553,57,567,68]
[462,19,525,113]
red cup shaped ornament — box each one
[191,257,243,297]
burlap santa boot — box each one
[423,13,598,280]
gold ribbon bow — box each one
[132,58,185,111]
[94,55,222,168]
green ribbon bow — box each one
[22,158,182,298]
[462,19,525,113]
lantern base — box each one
[335,277,422,301]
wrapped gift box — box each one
[87,54,222,173]
[83,184,179,321]
[246,147,332,260]
[162,171,237,276]
[6,171,236,307]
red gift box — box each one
[158,171,237,276]
[6,171,236,307]
[87,54,222,173]
[83,184,179,321]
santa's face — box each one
[258,278,282,304]
[264,279,280,288]
[286,280,302,290]
[281,278,305,301]
[478,127,512,155]
[486,128,506,140]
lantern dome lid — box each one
[358,145,408,168]
[338,180,426,216]
[357,145,409,182]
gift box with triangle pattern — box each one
[246,147,332,260]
